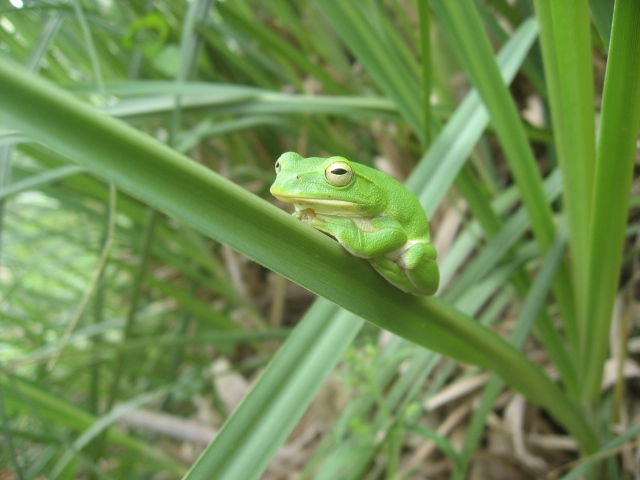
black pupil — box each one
[332,168,347,175]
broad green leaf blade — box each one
[582,0,640,405]
[185,20,542,480]
[589,0,615,48]
[532,0,596,364]
[0,59,597,452]
[184,302,362,480]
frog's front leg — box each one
[308,215,407,258]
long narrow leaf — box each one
[430,0,578,351]
[407,17,538,216]
[582,0,640,405]
[0,59,597,451]
[184,302,362,480]
[532,0,596,371]
[559,421,640,480]
[0,374,183,474]
[0,165,85,201]
[315,0,423,136]
[184,20,544,479]
[457,223,569,477]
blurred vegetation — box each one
[1,0,639,479]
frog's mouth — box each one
[272,193,362,215]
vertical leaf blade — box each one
[582,0,640,405]
[429,0,578,352]
[532,1,596,351]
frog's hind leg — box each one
[399,242,439,296]
[368,256,421,295]
[368,242,439,295]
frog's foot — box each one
[401,242,439,295]
[369,242,439,296]
[294,208,317,222]
[368,256,420,294]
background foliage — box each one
[1,0,639,479]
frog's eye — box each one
[275,160,281,174]
[325,161,354,187]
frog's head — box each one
[270,152,386,217]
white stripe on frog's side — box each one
[350,217,378,232]
[385,240,426,268]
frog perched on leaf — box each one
[270,152,439,296]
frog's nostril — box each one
[296,176,301,180]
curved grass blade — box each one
[406,17,538,216]
[456,223,569,479]
[0,164,85,201]
[0,58,597,452]
[48,383,178,479]
[183,303,362,480]
[185,19,544,479]
[0,373,184,474]
[558,420,640,480]
[315,0,423,136]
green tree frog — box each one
[270,152,439,295]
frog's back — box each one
[356,163,431,242]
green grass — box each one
[0,1,639,479]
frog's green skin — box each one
[270,152,439,296]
